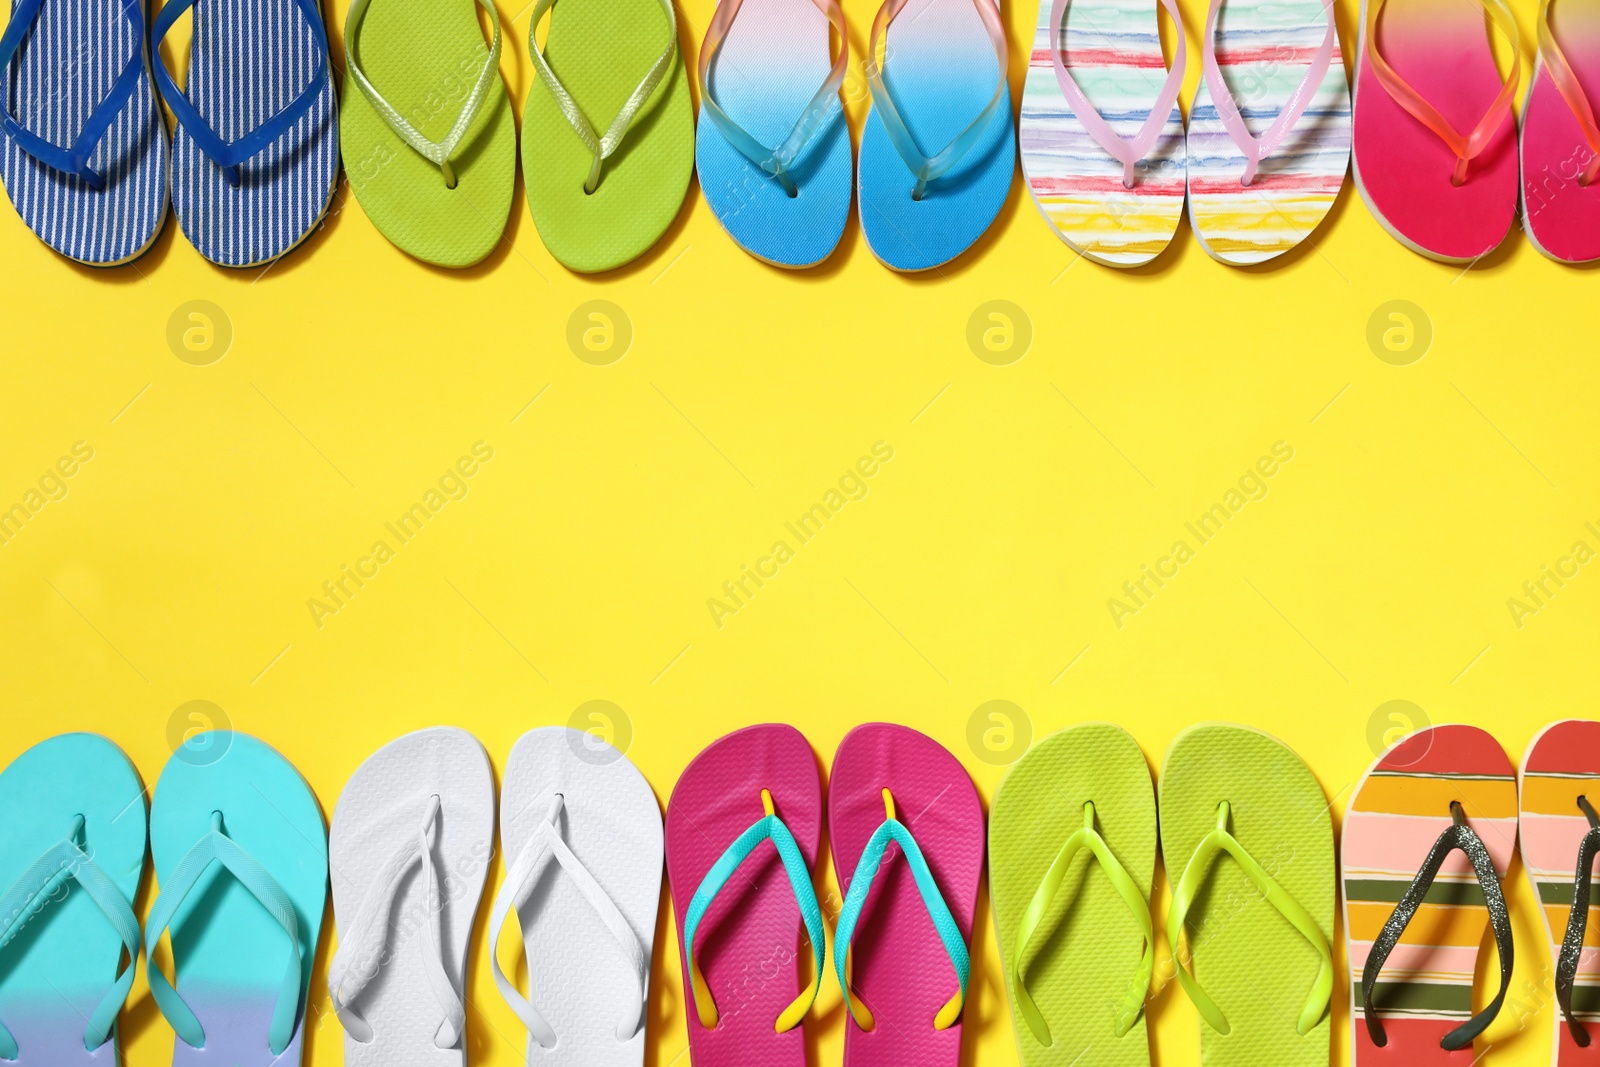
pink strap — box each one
[1201,0,1335,185]
[1537,0,1600,185]
[1049,0,1188,189]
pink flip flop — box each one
[1521,0,1600,263]
[665,724,826,1067]
[829,724,983,1067]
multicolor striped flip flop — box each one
[1521,0,1600,264]
[1344,724,1517,1066]
[1520,720,1600,1067]
[1020,0,1188,267]
[1187,0,1350,265]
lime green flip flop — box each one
[522,0,694,272]
[989,723,1158,1067]
[1159,723,1334,1067]
[341,0,518,266]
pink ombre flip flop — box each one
[829,724,984,1067]
[665,724,826,1067]
[1521,0,1600,263]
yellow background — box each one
[1,0,1596,1060]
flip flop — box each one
[1519,720,1600,1066]
[0,0,169,263]
[695,0,850,266]
[150,0,339,266]
[0,734,146,1066]
[1187,0,1350,265]
[328,727,495,1067]
[989,723,1157,1067]
[487,726,662,1067]
[340,0,517,266]
[144,731,328,1067]
[1020,0,1188,267]
[1160,723,1334,1066]
[521,0,694,272]
[665,724,826,1067]
[857,0,1014,270]
[1344,724,1517,1066]
[1521,0,1600,263]
[830,723,983,1067]
[1352,0,1521,261]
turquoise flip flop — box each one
[145,731,327,1067]
[0,733,146,1067]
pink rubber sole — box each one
[1523,0,1600,263]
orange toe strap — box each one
[1537,0,1600,184]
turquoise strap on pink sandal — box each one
[1535,0,1600,186]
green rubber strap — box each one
[1012,801,1154,1046]
[1166,801,1333,1036]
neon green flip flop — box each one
[341,0,518,266]
[522,0,694,272]
[1159,723,1334,1067]
[989,723,1158,1067]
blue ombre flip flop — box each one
[857,0,1014,270]
[696,0,851,267]
[0,734,146,1067]
[145,731,327,1067]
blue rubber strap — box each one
[683,812,826,1031]
[833,818,970,1029]
[0,828,142,1056]
[0,0,148,188]
[147,0,329,187]
[143,815,305,1056]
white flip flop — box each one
[488,726,663,1067]
[327,727,496,1067]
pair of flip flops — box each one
[0,731,326,1067]
[990,721,1335,1067]
[666,722,984,1066]
[696,0,1014,270]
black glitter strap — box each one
[1555,796,1600,1048]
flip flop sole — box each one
[1521,7,1600,267]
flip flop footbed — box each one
[696,0,851,267]
[150,731,327,1067]
[329,727,494,1067]
[989,723,1156,1067]
[1187,0,1350,264]
[664,724,822,1067]
[0,0,168,264]
[168,0,339,266]
[829,723,983,1067]
[1020,0,1184,267]
[341,0,516,267]
[1521,4,1600,264]
[1343,725,1517,1065]
[1159,723,1333,1067]
[0,734,145,1067]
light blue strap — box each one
[833,815,970,1030]
[143,813,305,1055]
[0,818,142,1057]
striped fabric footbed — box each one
[168,0,338,267]
[0,0,168,264]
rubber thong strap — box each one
[143,812,306,1056]
[149,0,331,188]
[528,0,678,194]
[866,0,1008,200]
[1536,0,1600,186]
[1050,0,1188,189]
[698,0,848,196]
[487,794,648,1049]
[684,789,826,1032]
[1361,800,1513,1050]
[1364,0,1520,185]
[1012,801,1152,1046]
[344,0,502,189]
[1169,801,1332,1037]
[0,816,142,1058]
[0,0,148,189]
[327,795,463,1048]
[833,789,970,1032]
[1553,796,1600,1046]
[1201,0,1336,185]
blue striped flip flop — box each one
[0,0,169,264]
[150,0,338,266]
